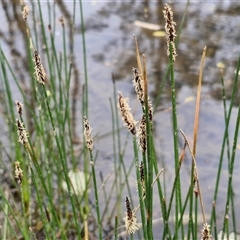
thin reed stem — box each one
[90,151,103,239]
[0,190,27,239]
[109,96,121,216]
[169,41,181,240]
[163,5,181,237]
[221,87,240,238]
[133,136,148,239]
[151,144,171,240]
[220,70,237,237]
[79,0,89,118]
[114,215,118,240]
[210,55,240,226]
[142,54,153,240]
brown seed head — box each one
[15,101,23,116]
[138,115,147,152]
[132,67,145,105]
[33,49,46,85]
[163,4,177,61]
[139,161,146,196]
[123,196,139,235]
[131,67,153,121]
[16,119,28,146]
[15,161,23,184]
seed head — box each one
[147,99,153,121]
[131,67,153,121]
[139,161,146,196]
[138,115,147,152]
[15,161,23,184]
[123,197,139,235]
[193,167,198,197]
[132,67,144,105]
[22,5,29,21]
[163,4,177,61]
[15,101,23,117]
[201,223,211,240]
[118,93,136,135]
[16,119,28,146]
[33,48,46,85]
[83,116,93,151]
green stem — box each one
[169,43,180,239]
[221,72,237,238]
[114,215,118,240]
[133,136,148,239]
[79,0,89,118]
[162,160,182,239]
[89,150,102,239]
[151,143,171,240]
[210,55,240,226]
[221,90,240,238]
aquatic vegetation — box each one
[0,1,239,240]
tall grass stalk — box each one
[154,1,189,111]
[90,152,102,239]
[79,0,88,118]
[132,137,147,239]
[83,117,102,239]
[163,4,182,238]
[142,54,153,240]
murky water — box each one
[1,0,240,237]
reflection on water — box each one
[1,0,240,237]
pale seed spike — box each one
[148,98,153,121]
[16,119,28,146]
[15,161,23,184]
[83,116,93,151]
[117,93,137,135]
[201,222,211,240]
[22,5,29,21]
